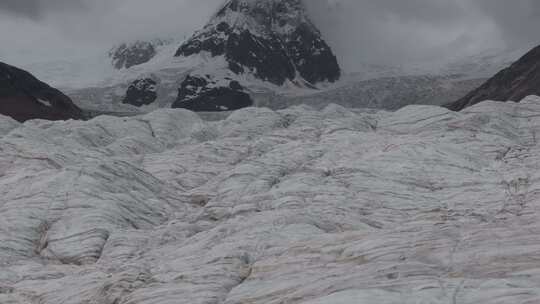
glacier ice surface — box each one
[2,97,540,303]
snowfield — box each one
[2,97,540,303]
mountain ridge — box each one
[0,62,83,122]
[446,44,540,111]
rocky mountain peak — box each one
[173,0,340,111]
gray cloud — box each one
[0,0,86,19]
[303,0,540,70]
[473,0,540,45]
[0,0,539,72]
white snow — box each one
[20,43,525,94]
[14,42,526,115]
[2,96,540,303]
[37,98,52,107]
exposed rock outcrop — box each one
[0,62,83,122]
[122,78,158,107]
[446,45,540,111]
[172,75,253,111]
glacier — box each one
[2,97,540,303]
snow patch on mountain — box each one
[109,40,170,70]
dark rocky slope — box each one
[173,0,340,111]
[446,45,540,111]
[0,62,83,122]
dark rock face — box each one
[0,62,83,122]
[172,75,253,111]
[226,31,296,85]
[109,41,157,70]
[122,78,158,107]
[176,28,296,86]
[285,23,341,84]
[446,45,540,111]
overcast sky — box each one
[0,0,539,71]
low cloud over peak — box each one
[0,0,539,71]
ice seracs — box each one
[3,96,540,303]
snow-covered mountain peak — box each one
[209,0,313,37]
[175,0,339,83]
[171,0,340,111]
